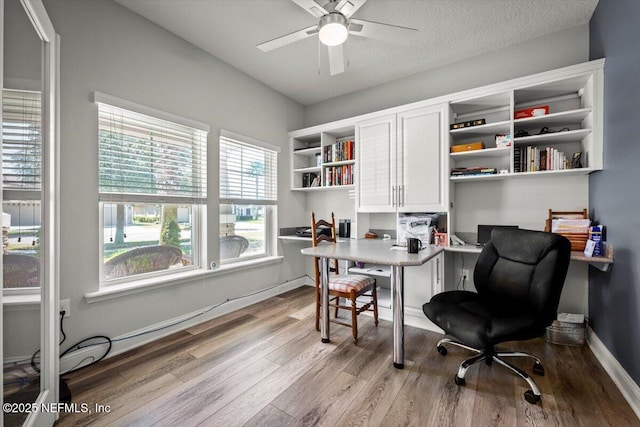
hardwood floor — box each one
[56,286,639,427]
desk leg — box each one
[392,265,404,369]
[320,256,330,343]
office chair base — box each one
[524,390,541,404]
[439,338,544,404]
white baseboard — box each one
[587,326,640,420]
[59,276,308,374]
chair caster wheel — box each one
[524,390,541,404]
[437,346,448,356]
[454,375,465,386]
[533,362,545,376]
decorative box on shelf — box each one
[451,142,484,153]
[514,105,549,119]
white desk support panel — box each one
[301,239,444,369]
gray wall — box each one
[304,25,589,127]
[5,0,307,358]
[589,0,640,385]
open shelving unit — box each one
[290,124,356,191]
[447,71,601,182]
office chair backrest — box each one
[473,228,571,325]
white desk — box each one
[301,239,444,369]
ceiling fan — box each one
[256,0,418,76]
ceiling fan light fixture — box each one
[318,13,349,46]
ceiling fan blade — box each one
[257,25,318,52]
[335,0,368,18]
[349,18,418,43]
[292,0,328,18]
[328,44,345,76]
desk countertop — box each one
[300,239,444,266]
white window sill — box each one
[85,255,284,304]
[3,293,41,307]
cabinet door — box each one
[403,253,444,332]
[356,115,397,213]
[397,105,447,212]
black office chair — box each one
[422,228,571,404]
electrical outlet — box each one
[60,299,70,318]
[462,269,470,280]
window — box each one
[2,89,42,289]
[96,93,208,283]
[219,131,278,262]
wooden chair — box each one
[311,212,378,344]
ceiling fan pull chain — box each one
[317,37,321,75]
[345,38,350,70]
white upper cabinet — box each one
[397,104,448,212]
[356,104,447,213]
[356,114,397,213]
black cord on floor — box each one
[6,276,306,382]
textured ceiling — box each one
[114,0,598,106]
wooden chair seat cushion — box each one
[329,274,375,294]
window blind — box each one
[98,103,207,204]
[2,89,42,191]
[220,135,277,205]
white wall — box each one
[304,25,590,126]
[4,0,307,359]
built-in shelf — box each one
[514,108,592,127]
[450,173,509,182]
[451,168,593,182]
[293,166,321,173]
[293,146,321,156]
[449,120,511,138]
[349,264,391,278]
[291,184,355,192]
[450,146,510,159]
[514,128,592,145]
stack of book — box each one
[323,140,355,163]
[514,146,569,172]
[325,165,354,186]
[451,167,497,177]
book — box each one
[451,167,497,176]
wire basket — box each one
[545,319,586,346]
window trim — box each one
[93,91,210,133]
[219,130,279,264]
[95,94,209,287]
[2,88,44,293]
[98,202,204,286]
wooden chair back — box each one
[311,212,339,287]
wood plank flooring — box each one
[55,286,639,427]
